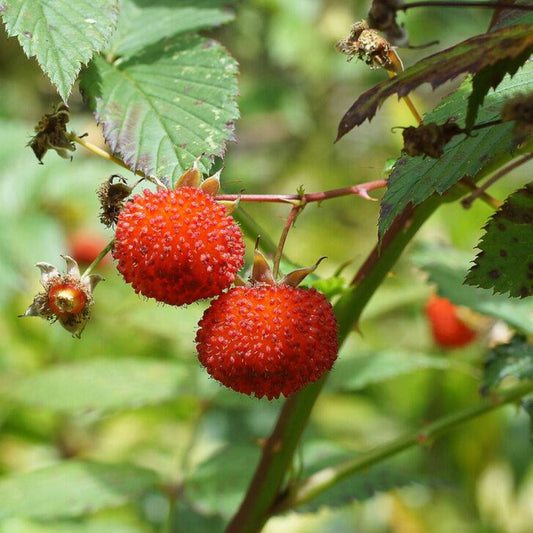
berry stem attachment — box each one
[215,180,387,205]
[273,205,303,279]
[461,153,533,209]
[81,239,114,279]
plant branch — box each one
[216,181,387,205]
[462,153,533,209]
[399,1,533,11]
[226,197,441,533]
[274,379,533,512]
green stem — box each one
[81,239,114,278]
[226,197,440,533]
[276,380,533,511]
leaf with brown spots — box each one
[79,35,239,184]
[0,0,118,101]
[466,183,533,298]
[337,24,533,140]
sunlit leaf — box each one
[337,24,533,138]
[481,335,533,393]
[80,35,239,183]
[466,183,533,298]
[378,61,532,239]
[6,358,192,415]
[412,243,533,333]
[109,0,235,58]
[0,461,158,520]
[0,0,118,101]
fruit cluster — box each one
[23,165,339,399]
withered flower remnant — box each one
[401,121,463,159]
[97,174,134,227]
[336,20,395,70]
[20,255,103,337]
[29,103,75,163]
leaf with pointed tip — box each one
[5,358,192,416]
[412,243,533,333]
[0,461,158,520]
[466,49,532,131]
[336,24,533,139]
[109,0,235,58]
[466,183,533,298]
[480,335,533,394]
[378,61,532,239]
[0,0,118,101]
[79,35,239,184]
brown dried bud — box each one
[28,103,75,163]
[20,256,103,337]
[97,174,133,227]
[402,121,463,159]
[500,93,533,144]
[336,21,394,70]
[368,0,407,46]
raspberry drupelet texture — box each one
[113,187,245,305]
[196,284,339,399]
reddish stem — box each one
[273,206,302,279]
[215,180,387,205]
[400,1,533,11]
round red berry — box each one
[425,295,476,348]
[112,187,245,306]
[195,284,339,399]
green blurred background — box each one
[0,1,531,532]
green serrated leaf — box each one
[302,276,348,300]
[481,335,533,393]
[5,358,192,415]
[109,0,235,58]
[186,445,260,517]
[80,35,239,183]
[378,61,532,239]
[337,24,533,138]
[328,350,450,392]
[466,49,532,131]
[412,243,533,333]
[466,183,533,298]
[0,0,118,101]
[0,461,158,520]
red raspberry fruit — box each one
[113,187,245,306]
[196,284,339,399]
[425,295,476,348]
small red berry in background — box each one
[112,187,245,306]
[68,229,110,267]
[425,294,476,348]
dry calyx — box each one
[20,255,103,337]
